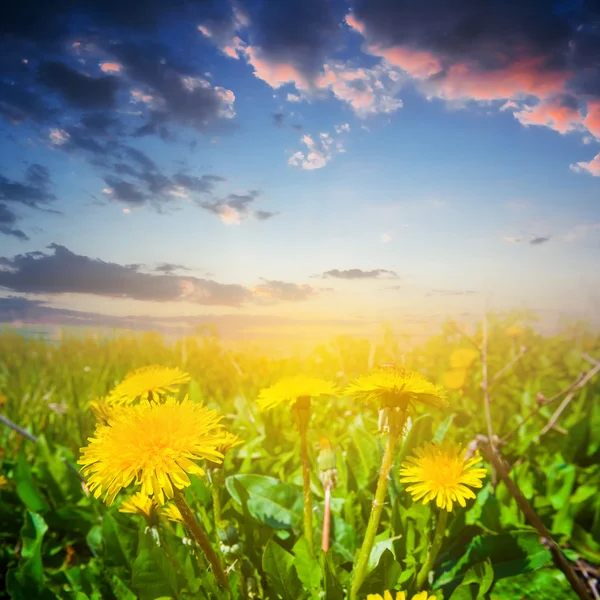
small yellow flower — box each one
[217,431,243,456]
[78,396,229,505]
[449,348,479,370]
[108,365,191,405]
[366,591,437,600]
[444,369,467,390]
[89,397,118,424]
[162,503,185,525]
[400,441,487,511]
[506,325,523,339]
[119,492,160,524]
[0,474,8,489]
[257,375,339,412]
[346,367,448,411]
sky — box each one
[0,0,600,348]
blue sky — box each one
[0,0,599,342]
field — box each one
[1,309,599,600]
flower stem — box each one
[173,488,231,596]
[415,509,448,590]
[300,428,314,554]
[322,484,332,553]
[350,411,406,600]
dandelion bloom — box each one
[108,365,191,404]
[162,503,185,525]
[89,397,118,424]
[449,348,479,370]
[367,591,437,600]
[78,396,229,505]
[345,367,448,411]
[257,375,339,412]
[400,441,487,511]
[119,492,160,524]
[506,324,523,338]
[443,369,467,391]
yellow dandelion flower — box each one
[400,441,487,512]
[0,474,8,489]
[162,503,185,525]
[217,431,243,455]
[108,365,191,405]
[257,375,339,412]
[449,348,479,370]
[345,367,448,411]
[506,324,523,339]
[366,591,437,600]
[119,492,160,524]
[444,369,467,391]
[78,396,229,505]
[89,397,119,424]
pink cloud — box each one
[426,57,569,102]
[514,97,583,134]
[570,153,600,177]
[100,62,121,73]
[370,46,442,79]
[584,100,600,139]
[345,14,365,35]
[314,62,403,116]
[244,46,309,89]
[198,25,212,37]
[222,36,245,59]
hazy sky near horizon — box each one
[1,0,600,337]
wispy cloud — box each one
[320,268,398,280]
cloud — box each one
[198,190,277,224]
[38,61,119,110]
[154,263,191,274]
[0,244,251,306]
[321,268,398,279]
[346,0,600,139]
[289,132,340,170]
[381,233,392,242]
[426,289,480,296]
[335,123,351,133]
[0,296,360,338]
[0,164,56,239]
[530,236,551,245]
[570,153,600,176]
[287,93,302,103]
[252,279,318,302]
[560,223,600,242]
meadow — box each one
[0,309,599,600]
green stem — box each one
[300,428,314,554]
[415,509,448,590]
[173,488,232,596]
[211,469,223,528]
[350,412,406,600]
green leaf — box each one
[262,539,302,600]
[323,553,345,600]
[101,512,138,568]
[15,449,50,514]
[449,559,494,599]
[433,414,455,443]
[491,568,579,599]
[361,548,402,596]
[132,531,182,600]
[368,535,403,570]
[226,474,302,530]
[293,537,322,597]
[436,531,551,590]
[6,511,48,598]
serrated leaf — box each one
[323,553,345,600]
[293,537,321,597]
[226,474,302,530]
[262,539,302,600]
